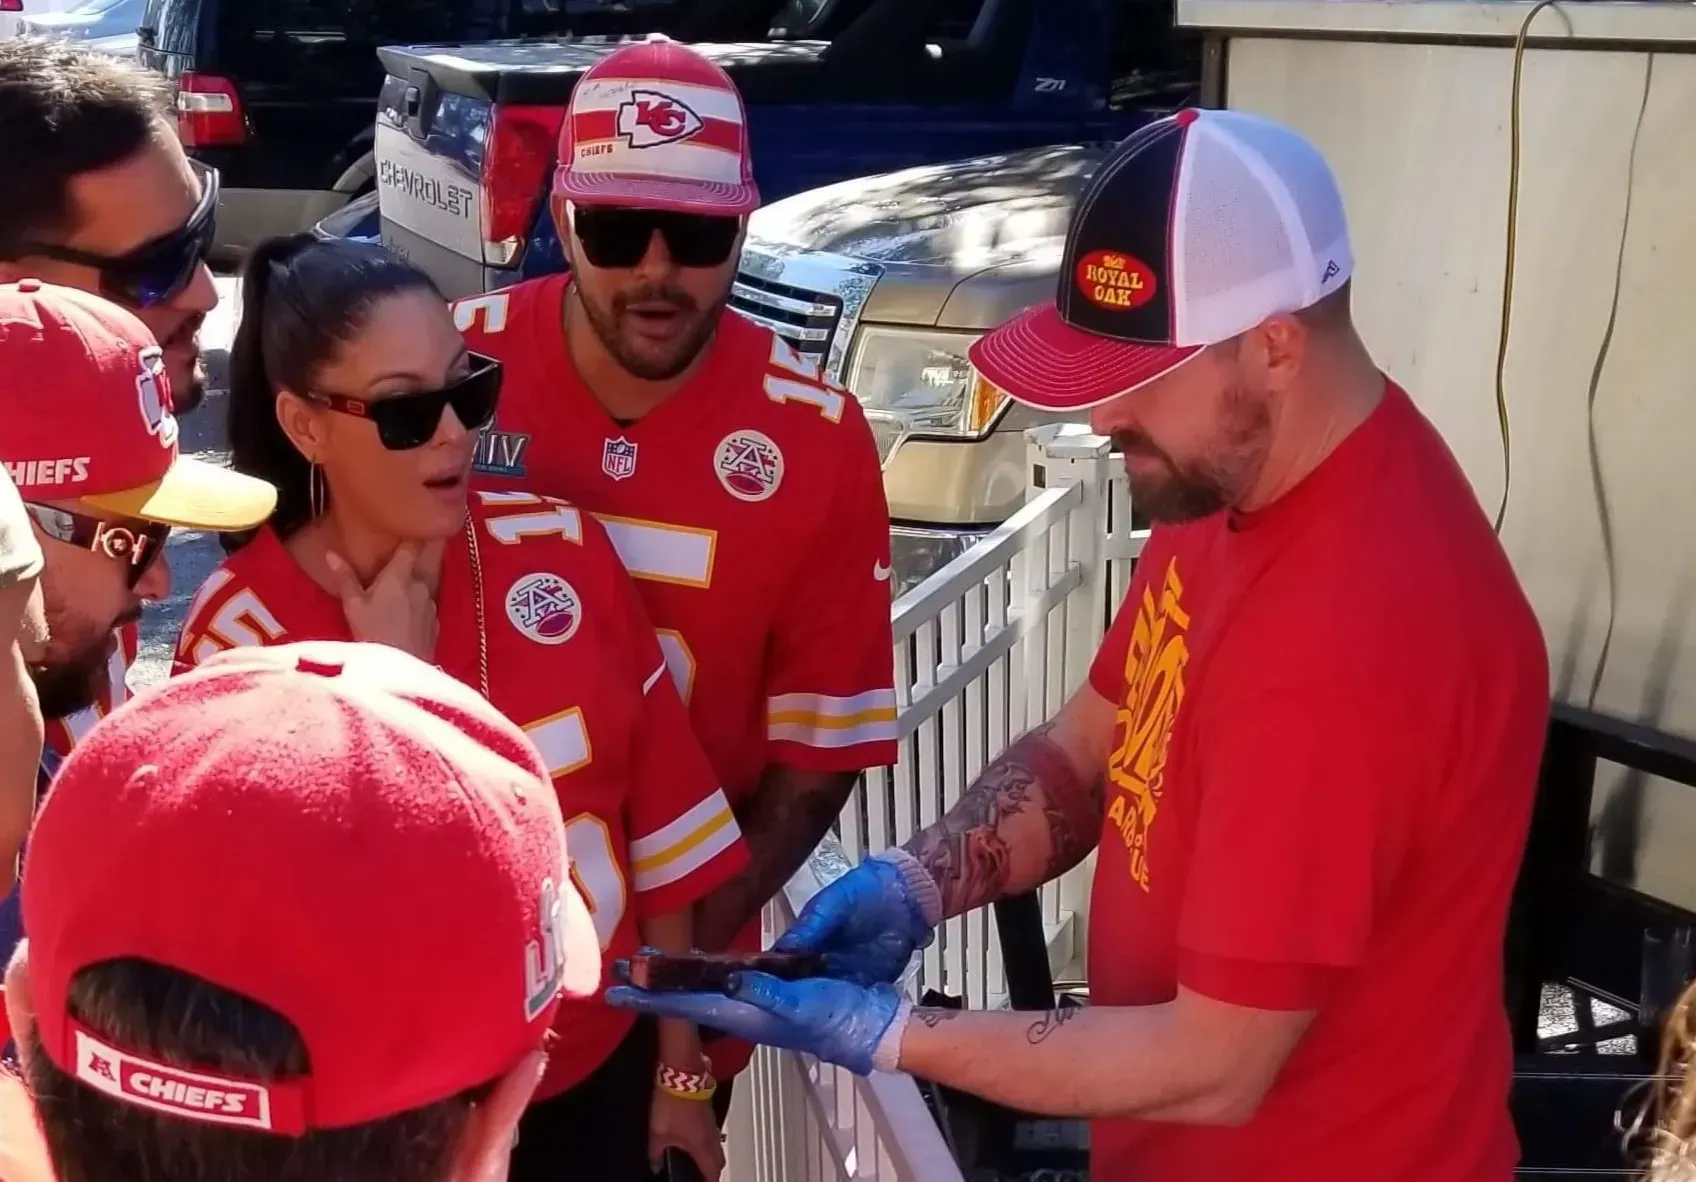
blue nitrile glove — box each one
[606,971,911,1077]
[772,848,943,986]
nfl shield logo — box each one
[602,436,638,481]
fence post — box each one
[1025,424,1113,694]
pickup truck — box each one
[320,0,1194,589]
[731,143,1117,594]
[360,0,1193,300]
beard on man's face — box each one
[159,314,207,414]
[28,604,145,721]
[30,641,112,721]
[579,280,726,382]
[1109,383,1272,524]
[1111,431,1232,524]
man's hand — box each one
[607,972,908,1077]
[773,849,943,985]
[649,1087,725,1179]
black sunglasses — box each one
[5,160,219,310]
[571,207,740,270]
[25,504,171,590]
[303,354,503,451]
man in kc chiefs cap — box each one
[614,109,1549,1182]
[0,280,278,973]
[0,281,276,731]
[0,640,600,1182]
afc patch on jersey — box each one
[474,425,531,478]
[505,572,582,645]
[714,429,784,503]
[601,435,638,481]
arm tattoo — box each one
[1024,1006,1083,1045]
[903,722,1103,918]
[693,765,859,951]
[912,1008,961,1028]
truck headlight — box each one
[846,326,1009,466]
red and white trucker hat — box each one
[0,280,275,529]
[20,640,600,1135]
[969,108,1354,411]
[555,33,760,215]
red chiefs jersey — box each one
[456,277,899,1078]
[43,621,138,760]
[455,276,898,792]
[172,491,747,1099]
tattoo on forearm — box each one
[912,1008,960,1028]
[693,766,859,951]
[903,723,1103,917]
[1024,1007,1082,1045]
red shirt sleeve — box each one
[616,563,748,918]
[763,409,898,772]
[1174,608,1422,1011]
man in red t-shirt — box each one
[609,109,1550,1182]
[455,35,898,1106]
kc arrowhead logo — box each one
[616,89,705,149]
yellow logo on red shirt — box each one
[1105,556,1190,891]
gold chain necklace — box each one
[463,516,492,699]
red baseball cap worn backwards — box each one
[969,108,1355,412]
[20,640,600,1135]
[0,280,275,530]
[555,33,760,215]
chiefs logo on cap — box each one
[135,346,179,448]
[73,1026,278,1131]
[616,90,705,149]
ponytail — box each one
[222,233,441,550]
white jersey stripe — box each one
[767,718,900,749]
[524,708,592,778]
[597,514,716,588]
[629,788,741,893]
[767,688,898,719]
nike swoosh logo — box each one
[873,560,892,583]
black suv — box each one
[137,0,671,257]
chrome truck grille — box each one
[729,272,843,365]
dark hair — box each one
[0,39,171,257]
[24,958,485,1182]
[225,234,442,547]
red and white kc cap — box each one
[969,108,1354,411]
[555,33,759,215]
[20,641,600,1135]
[0,280,275,529]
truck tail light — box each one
[479,104,564,268]
[175,72,246,148]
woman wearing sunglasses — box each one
[170,234,744,1182]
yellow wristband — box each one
[657,1063,716,1101]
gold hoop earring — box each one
[309,463,326,520]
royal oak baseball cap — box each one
[0,280,276,529]
[969,108,1354,411]
[555,34,760,216]
[20,641,600,1135]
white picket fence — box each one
[726,426,1145,1182]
